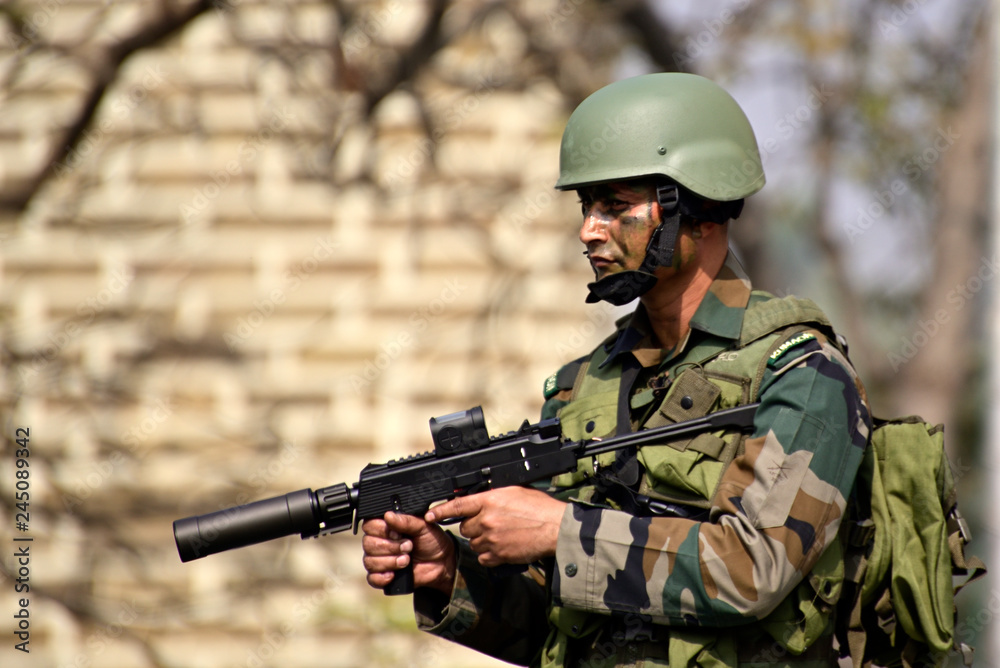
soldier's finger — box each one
[361,518,390,538]
[427,495,482,523]
[476,550,500,568]
[362,553,410,575]
[366,572,392,589]
[458,516,481,540]
[383,511,430,536]
[362,534,411,556]
[366,566,404,589]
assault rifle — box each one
[173,402,759,594]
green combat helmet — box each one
[556,72,765,305]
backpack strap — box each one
[738,292,839,402]
[739,292,833,348]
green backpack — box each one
[738,295,988,667]
[837,417,986,667]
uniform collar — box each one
[600,252,753,368]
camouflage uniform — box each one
[414,253,872,667]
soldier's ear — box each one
[690,221,730,253]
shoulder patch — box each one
[543,371,559,399]
[767,332,817,366]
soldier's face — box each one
[578,180,661,280]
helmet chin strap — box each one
[585,184,683,306]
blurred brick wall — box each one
[0,1,622,666]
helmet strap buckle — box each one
[650,184,682,269]
[656,184,679,211]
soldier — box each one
[362,73,871,667]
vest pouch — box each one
[637,447,726,508]
[552,389,619,488]
[669,628,738,667]
[637,368,730,508]
[543,610,741,668]
[539,606,607,668]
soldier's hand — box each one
[361,512,455,594]
[426,487,566,567]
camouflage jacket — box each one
[414,254,872,667]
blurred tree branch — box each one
[603,0,684,73]
[0,0,217,213]
[360,0,448,116]
[891,16,992,429]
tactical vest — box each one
[541,292,849,668]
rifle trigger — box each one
[467,480,491,494]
